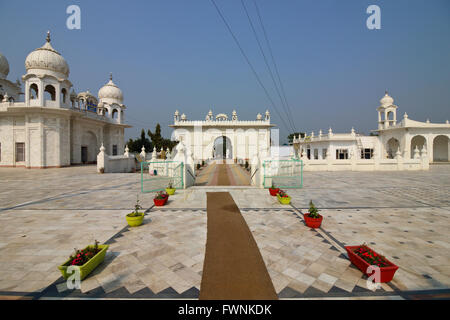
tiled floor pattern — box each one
[0,165,449,299]
[316,206,450,291]
[33,208,207,299]
[241,208,396,298]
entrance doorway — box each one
[81,146,88,164]
[213,136,232,160]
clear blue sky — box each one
[1,0,449,143]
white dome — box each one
[25,32,69,79]
[0,52,9,79]
[98,74,123,104]
[380,91,394,107]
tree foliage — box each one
[148,123,178,152]
[126,124,178,154]
[126,129,152,153]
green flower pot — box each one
[165,188,176,195]
[58,244,109,281]
[277,194,291,205]
[126,212,145,227]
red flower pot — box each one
[153,198,166,206]
[345,246,399,283]
[269,188,280,196]
[304,213,323,228]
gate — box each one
[140,161,184,193]
[262,159,303,189]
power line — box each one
[252,0,298,133]
[240,0,296,134]
[209,0,293,135]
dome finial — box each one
[109,72,113,81]
[46,30,51,43]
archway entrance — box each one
[433,135,449,162]
[81,131,98,164]
[387,138,400,159]
[213,136,232,160]
[410,135,426,159]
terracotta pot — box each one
[304,213,323,228]
[345,246,399,283]
[269,188,280,196]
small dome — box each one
[0,52,10,79]
[25,31,69,79]
[98,73,123,104]
[77,90,98,103]
[380,91,394,107]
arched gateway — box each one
[169,109,274,164]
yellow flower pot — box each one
[165,188,176,195]
[277,194,291,205]
[126,212,145,227]
[58,244,109,281]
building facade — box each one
[170,110,274,164]
[295,92,450,170]
[0,32,131,168]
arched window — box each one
[104,108,109,117]
[387,111,394,120]
[61,88,67,104]
[433,135,449,162]
[410,135,426,159]
[79,99,85,110]
[30,83,39,99]
[44,85,56,101]
[112,109,118,120]
[387,137,400,159]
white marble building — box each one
[0,32,131,168]
[295,92,450,170]
[170,109,274,163]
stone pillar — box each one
[373,146,379,171]
[140,146,146,160]
[413,146,420,159]
[421,145,429,170]
[396,147,404,171]
[97,143,107,173]
[251,153,261,187]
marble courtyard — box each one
[0,164,449,299]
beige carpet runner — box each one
[199,192,278,300]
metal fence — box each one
[262,159,303,189]
[140,161,184,193]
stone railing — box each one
[298,150,429,171]
[97,145,135,173]
[173,119,271,126]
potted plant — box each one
[154,191,168,206]
[166,181,176,195]
[345,244,399,283]
[269,181,280,196]
[276,190,291,205]
[304,200,323,228]
[58,240,109,281]
[126,195,145,227]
